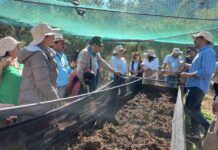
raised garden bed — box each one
[71,86,177,150]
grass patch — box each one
[202,109,213,121]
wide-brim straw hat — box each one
[192,31,214,45]
[172,48,183,54]
[30,22,60,46]
[0,36,25,56]
[144,49,156,57]
[113,45,126,54]
[53,33,70,44]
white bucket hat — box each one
[53,33,70,43]
[0,36,25,56]
[172,48,183,54]
[113,45,125,54]
[30,22,60,46]
[192,31,213,44]
[144,49,156,57]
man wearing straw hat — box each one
[52,33,72,98]
[180,31,216,138]
[18,22,59,107]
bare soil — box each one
[71,86,176,150]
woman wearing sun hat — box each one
[0,36,25,106]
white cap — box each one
[172,48,183,54]
[30,22,60,46]
[144,49,156,57]
[113,45,125,54]
[0,36,25,56]
[192,31,213,44]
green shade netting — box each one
[1,0,218,44]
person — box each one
[142,50,159,84]
[0,37,25,105]
[162,48,184,88]
[212,62,218,101]
[110,45,128,97]
[185,47,197,65]
[110,45,128,79]
[52,33,72,98]
[17,22,59,107]
[180,31,216,138]
[129,52,143,77]
[182,47,198,93]
[66,36,120,96]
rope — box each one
[0,75,179,113]
[0,77,141,112]
[14,0,218,22]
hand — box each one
[0,57,12,68]
[113,70,122,76]
[180,72,194,78]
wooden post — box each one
[137,42,141,51]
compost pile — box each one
[72,86,176,150]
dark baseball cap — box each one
[186,47,197,54]
[90,36,104,46]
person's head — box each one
[186,47,197,59]
[145,49,156,62]
[30,22,60,48]
[89,36,103,53]
[133,52,141,61]
[53,34,66,53]
[172,48,183,58]
[0,36,25,58]
[113,45,125,58]
[192,31,213,48]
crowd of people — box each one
[0,22,217,140]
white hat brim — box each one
[113,48,125,54]
[144,52,156,57]
[30,36,45,46]
[17,41,26,48]
[192,34,214,44]
[173,51,183,54]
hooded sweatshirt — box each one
[17,45,59,105]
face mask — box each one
[148,56,155,62]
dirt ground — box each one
[70,86,177,150]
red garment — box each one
[66,71,81,96]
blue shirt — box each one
[185,45,216,93]
[54,51,73,87]
[163,54,183,72]
[110,56,127,78]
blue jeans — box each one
[185,87,210,132]
[165,75,178,88]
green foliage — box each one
[202,108,213,121]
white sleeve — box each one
[142,59,147,69]
[129,61,132,71]
[163,55,170,64]
[110,57,117,70]
[153,58,159,71]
